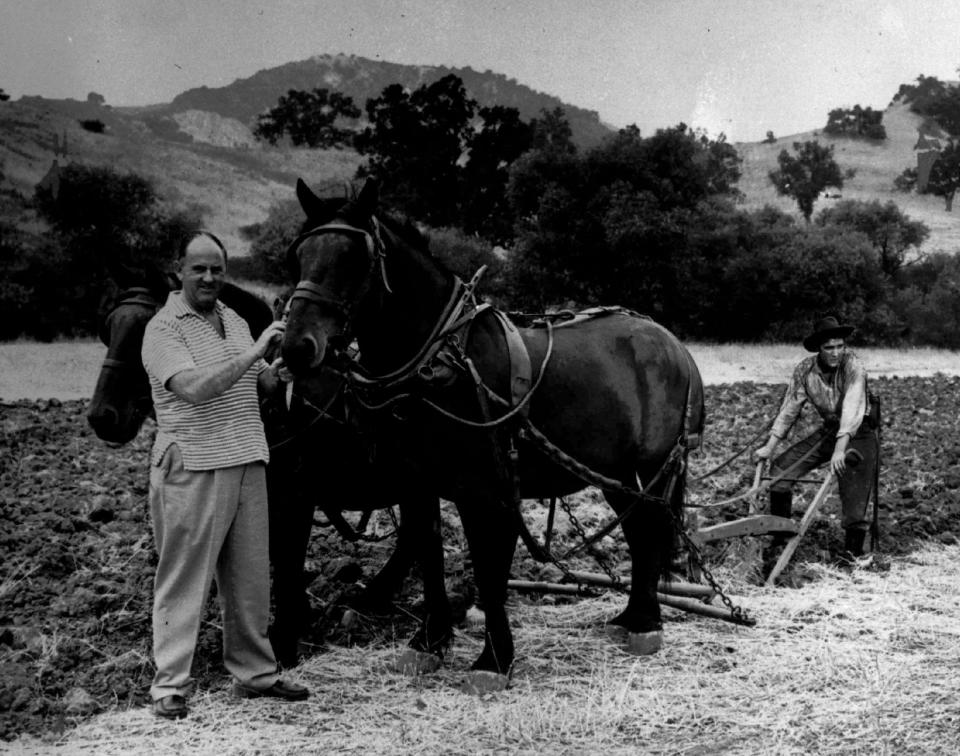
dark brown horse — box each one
[87,263,452,669]
[281,178,705,692]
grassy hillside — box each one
[2,92,957,257]
[736,101,959,254]
[0,97,361,256]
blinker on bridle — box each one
[288,219,392,327]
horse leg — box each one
[455,494,518,693]
[394,495,454,676]
[603,484,672,656]
[358,503,416,610]
[267,462,315,668]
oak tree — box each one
[769,140,843,221]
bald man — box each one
[141,232,307,719]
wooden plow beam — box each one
[686,461,840,586]
[762,471,836,586]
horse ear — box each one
[107,257,138,289]
[296,178,324,220]
[145,263,172,298]
[356,178,379,216]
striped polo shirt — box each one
[142,291,269,471]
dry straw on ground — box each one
[12,543,960,756]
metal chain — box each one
[519,424,752,623]
[557,497,625,591]
[674,518,752,624]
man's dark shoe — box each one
[153,694,188,719]
[233,679,309,701]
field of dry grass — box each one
[4,342,960,754]
[13,545,960,755]
[3,339,958,402]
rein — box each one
[345,268,485,390]
[290,218,493,396]
[265,382,349,452]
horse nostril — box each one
[87,406,136,443]
[87,405,119,432]
[283,334,321,372]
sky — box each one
[2,0,959,143]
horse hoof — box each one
[460,670,509,695]
[627,630,663,656]
[393,649,442,676]
[464,606,485,627]
[604,623,628,644]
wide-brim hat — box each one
[803,316,854,352]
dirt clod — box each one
[2,376,959,741]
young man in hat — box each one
[754,316,879,562]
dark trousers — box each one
[769,421,878,531]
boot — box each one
[762,490,794,577]
[769,490,793,520]
[844,529,866,558]
[767,490,794,549]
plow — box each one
[507,436,880,626]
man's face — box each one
[818,337,845,369]
[179,237,226,312]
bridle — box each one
[287,219,391,339]
[286,218,489,392]
[100,287,161,373]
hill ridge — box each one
[1,67,957,256]
[156,52,612,151]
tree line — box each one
[5,74,960,348]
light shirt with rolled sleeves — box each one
[770,352,868,441]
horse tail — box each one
[682,345,705,451]
[662,347,703,579]
[657,437,690,581]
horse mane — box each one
[374,211,428,252]
[220,282,274,339]
[298,189,454,285]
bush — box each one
[815,199,929,277]
[248,198,304,284]
[891,252,960,347]
[78,119,105,134]
[823,106,886,140]
[720,222,887,342]
[0,225,78,340]
[894,167,917,192]
[13,164,204,339]
[424,226,506,303]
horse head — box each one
[87,262,171,443]
[281,178,452,377]
[280,178,384,373]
